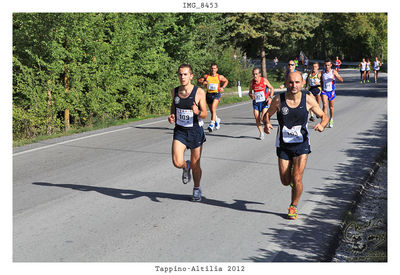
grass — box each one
[13,93,252,148]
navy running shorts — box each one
[173,126,206,149]
[276,145,311,160]
[206,92,222,104]
[309,86,321,97]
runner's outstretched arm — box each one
[263,95,280,134]
[306,94,328,131]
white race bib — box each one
[323,81,333,91]
[282,125,303,143]
[208,83,218,91]
[176,108,193,127]
[254,91,266,103]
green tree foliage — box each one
[296,13,387,61]
[226,13,321,76]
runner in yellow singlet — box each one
[198,64,229,132]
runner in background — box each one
[198,64,229,132]
[365,58,371,83]
[320,59,344,128]
[294,57,299,68]
[280,60,297,89]
[359,58,367,83]
[273,57,279,68]
[305,62,322,122]
[334,56,342,72]
[248,68,275,140]
[373,57,383,83]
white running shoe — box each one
[182,160,191,184]
[215,117,221,130]
[259,132,265,140]
[208,122,215,132]
[192,187,202,202]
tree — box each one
[226,13,321,76]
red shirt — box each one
[251,79,269,99]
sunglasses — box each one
[289,64,295,66]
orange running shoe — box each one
[288,205,298,220]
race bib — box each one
[254,91,266,103]
[176,108,193,127]
[282,125,303,143]
[309,77,319,86]
[208,83,218,91]
[324,81,333,91]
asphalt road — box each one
[13,69,387,262]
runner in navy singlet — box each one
[168,64,208,202]
[264,72,328,220]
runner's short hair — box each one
[252,67,261,73]
[177,64,193,74]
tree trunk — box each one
[261,35,267,77]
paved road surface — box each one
[13,69,387,262]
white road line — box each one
[13,101,252,157]
[13,127,131,157]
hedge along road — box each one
[13,69,387,262]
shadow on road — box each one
[32,182,286,218]
[206,133,259,140]
[246,114,387,262]
[335,87,387,98]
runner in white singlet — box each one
[359,58,367,83]
[373,57,383,83]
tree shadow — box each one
[205,133,259,140]
[32,182,286,218]
[216,122,257,127]
[246,114,387,262]
[335,87,387,98]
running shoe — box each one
[192,187,202,202]
[287,205,298,220]
[367,79,370,83]
[259,132,265,140]
[215,117,221,130]
[309,115,315,122]
[328,119,334,128]
[207,122,215,132]
[182,160,191,184]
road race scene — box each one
[12,11,388,272]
